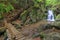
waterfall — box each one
[47,10,55,22]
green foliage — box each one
[8,0,18,3]
[46,0,57,6]
[0,3,5,19]
[0,3,14,13]
[12,0,60,24]
[17,0,33,9]
[0,3,6,13]
[29,9,37,23]
[0,3,14,19]
[46,0,60,8]
[45,0,60,11]
[20,7,46,24]
[56,14,60,20]
[36,0,42,2]
[33,0,40,8]
[17,0,43,9]
[5,3,14,13]
[20,10,28,22]
[19,0,46,24]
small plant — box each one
[5,3,14,13]
[0,3,14,19]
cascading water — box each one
[47,10,55,22]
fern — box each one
[0,3,14,19]
[5,3,14,13]
[0,3,6,13]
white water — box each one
[47,10,55,21]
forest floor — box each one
[5,20,46,40]
[0,19,47,40]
